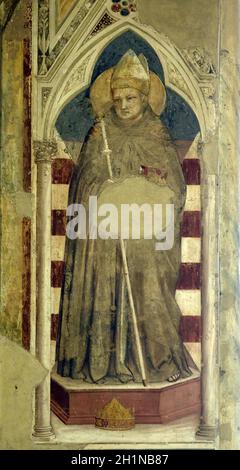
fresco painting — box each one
[0,0,239,451]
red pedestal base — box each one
[51,371,201,425]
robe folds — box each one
[56,106,192,383]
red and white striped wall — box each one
[50,136,201,369]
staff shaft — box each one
[100,117,147,387]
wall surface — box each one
[0,2,26,344]
[218,0,240,450]
[138,0,219,60]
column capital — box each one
[34,139,58,163]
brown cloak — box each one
[56,106,192,383]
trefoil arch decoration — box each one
[35,4,216,141]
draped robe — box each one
[56,106,192,383]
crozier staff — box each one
[99,114,147,387]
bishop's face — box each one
[112,87,146,122]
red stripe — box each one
[174,140,193,162]
[51,314,201,343]
[182,159,200,185]
[51,314,59,341]
[181,211,201,237]
[179,316,201,342]
[52,261,200,290]
[51,261,65,288]
[22,217,31,350]
[177,263,201,289]
[23,39,31,192]
[52,210,67,236]
[52,158,75,184]
[51,155,200,185]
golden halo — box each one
[90,67,166,118]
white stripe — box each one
[184,185,201,211]
[52,185,200,211]
[175,289,201,316]
[181,237,201,263]
[51,340,57,368]
[52,235,65,261]
[52,184,69,210]
[184,342,201,369]
[184,132,201,159]
[51,287,61,314]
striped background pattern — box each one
[50,137,201,369]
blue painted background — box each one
[56,31,200,141]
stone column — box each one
[33,140,57,441]
[196,174,218,440]
[218,0,240,450]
